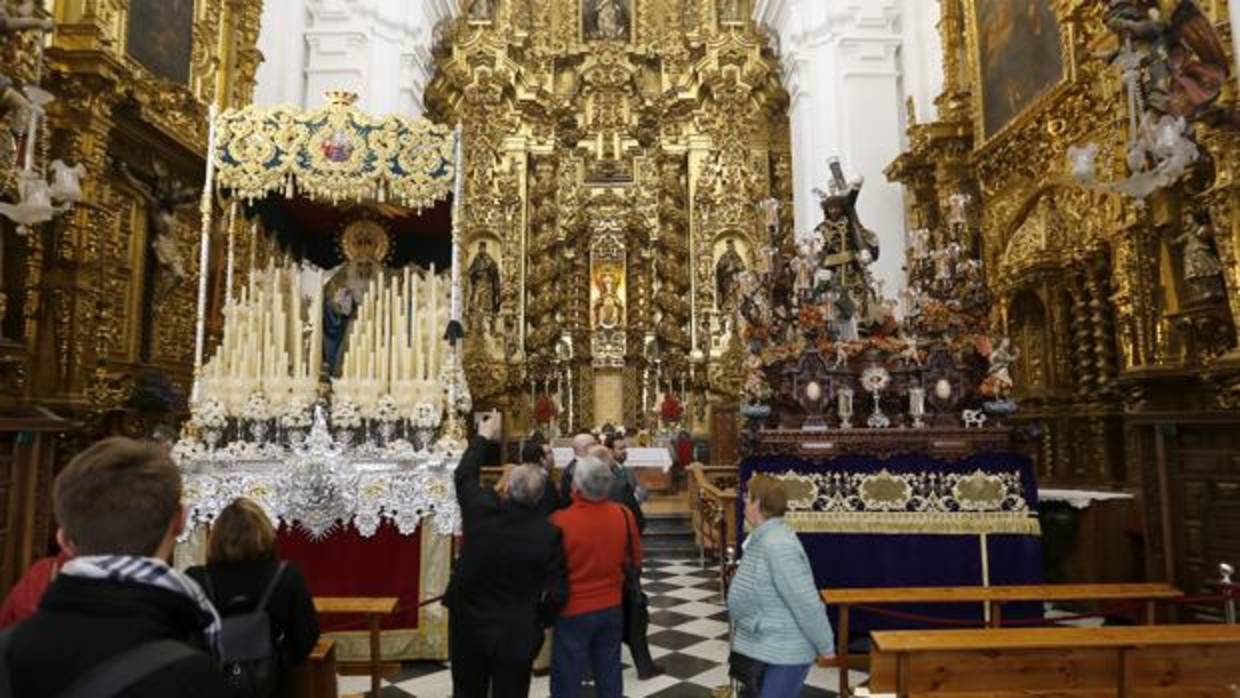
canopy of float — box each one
[190,93,464,401]
[209,91,458,270]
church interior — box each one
[4,0,1240,695]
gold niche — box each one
[427,0,791,432]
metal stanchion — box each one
[1221,563,1236,625]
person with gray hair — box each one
[550,455,644,697]
[444,415,568,698]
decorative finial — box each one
[324,90,359,107]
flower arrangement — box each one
[798,304,824,328]
[741,323,771,342]
[191,398,227,430]
[534,394,559,425]
[374,394,400,423]
[659,391,683,423]
[332,399,362,429]
[411,401,442,430]
[241,392,272,422]
[279,399,312,429]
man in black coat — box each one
[5,437,228,697]
[445,415,569,698]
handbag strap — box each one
[256,561,287,612]
[57,640,201,698]
[201,561,286,612]
[618,505,635,568]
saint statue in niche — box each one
[1177,210,1225,301]
[593,271,624,329]
[719,0,743,23]
[468,0,494,21]
[584,0,629,41]
[468,241,501,324]
[715,239,746,315]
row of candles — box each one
[334,265,450,409]
[832,385,926,429]
[200,264,321,410]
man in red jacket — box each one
[549,456,642,698]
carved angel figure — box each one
[1105,0,1231,119]
[984,337,1019,399]
[48,160,85,204]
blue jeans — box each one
[758,663,811,698]
[550,606,624,698]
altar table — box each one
[739,449,1044,637]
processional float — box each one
[174,92,469,540]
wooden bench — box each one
[868,624,1240,697]
[314,596,399,698]
[291,638,339,698]
[821,583,1183,697]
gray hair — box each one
[507,464,547,508]
[571,433,597,457]
[572,456,614,502]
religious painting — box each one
[970,0,1065,141]
[126,0,196,85]
[583,0,631,42]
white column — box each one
[254,0,458,116]
[1232,0,1240,91]
[755,0,942,301]
[253,0,308,107]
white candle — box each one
[429,266,438,379]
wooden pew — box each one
[291,639,339,698]
[868,624,1240,697]
[821,583,1183,697]
[314,596,399,698]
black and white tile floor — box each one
[337,558,871,697]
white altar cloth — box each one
[1039,488,1134,510]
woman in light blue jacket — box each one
[727,477,835,697]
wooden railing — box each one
[687,463,738,577]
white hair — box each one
[508,464,547,508]
[572,456,614,502]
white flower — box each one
[280,398,312,429]
[242,392,272,421]
[170,438,206,466]
[411,401,442,429]
[192,398,228,430]
[332,399,362,429]
[375,395,401,423]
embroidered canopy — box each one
[211,91,456,210]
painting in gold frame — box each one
[126,0,196,85]
[968,0,1066,143]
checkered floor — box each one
[338,558,874,697]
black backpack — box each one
[201,562,287,698]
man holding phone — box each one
[444,414,568,698]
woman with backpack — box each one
[187,498,320,698]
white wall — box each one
[253,0,457,117]
[754,0,944,300]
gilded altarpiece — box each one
[0,0,262,442]
[889,0,1240,602]
[428,0,790,432]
